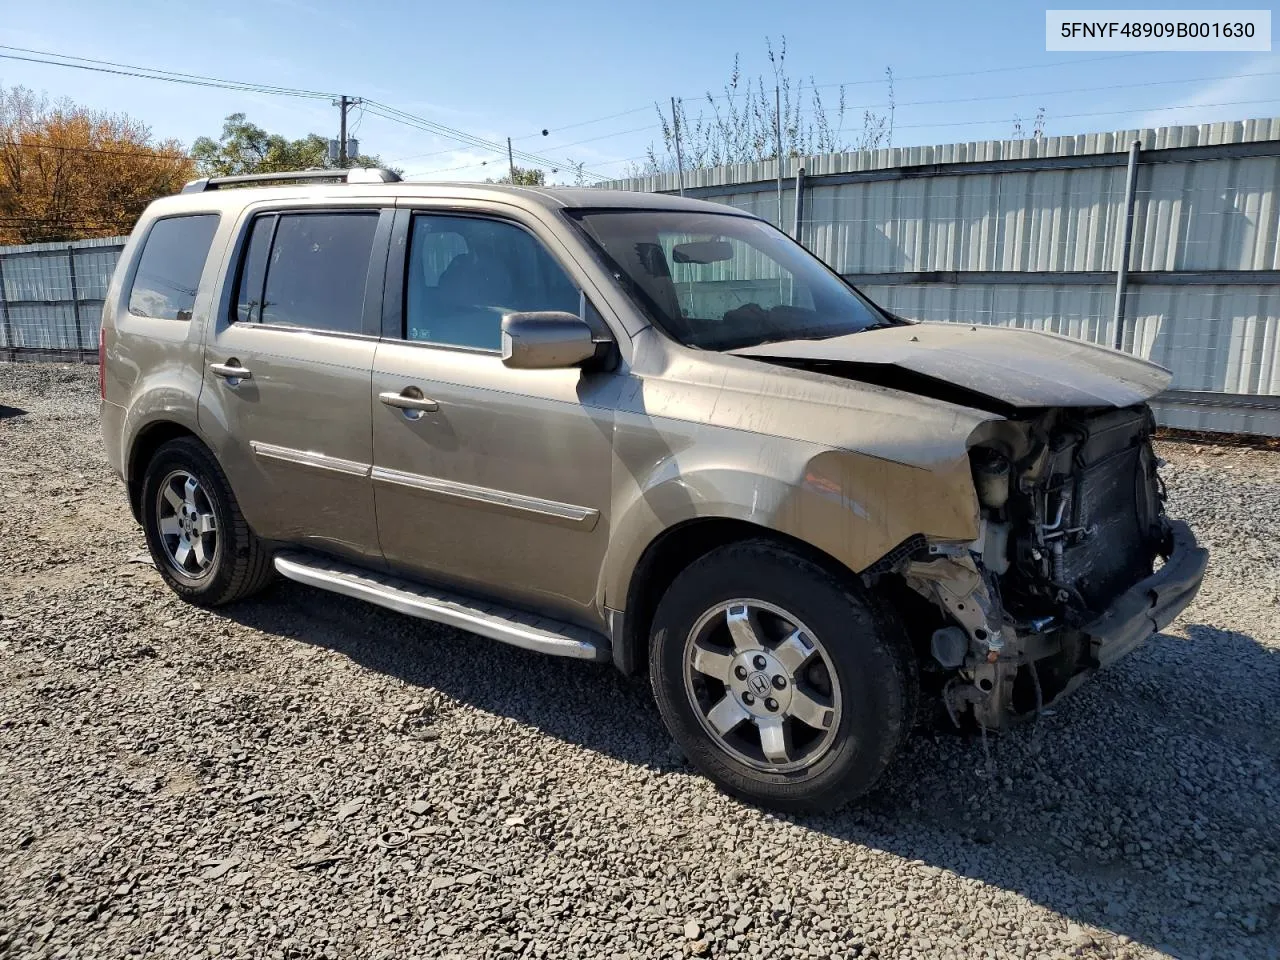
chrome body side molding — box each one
[370,466,600,530]
[249,441,371,477]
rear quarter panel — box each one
[101,204,235,493]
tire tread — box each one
[142,437,274,606]
[648,537,917,812]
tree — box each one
[0,85,193,244]
[487,164,546,186]
[640,37,894,176]
[190,113,389,177]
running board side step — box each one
[273,552,609,662]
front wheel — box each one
[649,540,916,812]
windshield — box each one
[567,209,893,350]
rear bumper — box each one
[100,398,127,482]
[1080,519,1208,668]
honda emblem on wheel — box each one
[747,672,772,697]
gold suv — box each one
[100,168,1207,811]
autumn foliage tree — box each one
[0,85,194,245]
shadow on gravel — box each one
[0,404,27,419]
[216,584,1280,959]
[218,580,666,769]
[804,622,1280,959]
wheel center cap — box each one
[746,671,772,698]
[727,650,793,717]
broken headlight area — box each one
[886,405,1175,730]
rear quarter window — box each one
[127,214,220,321]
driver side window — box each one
[405,214,580,351]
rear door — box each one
[370,206,621,625]
[198,203,392,565]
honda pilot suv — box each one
[100,168,1207,811]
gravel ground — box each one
[1,361,1277,960]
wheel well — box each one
[618,518,859,675]
[126,422,199,521]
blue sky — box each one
[3,0,1278,182]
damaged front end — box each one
[892,406,1208,730]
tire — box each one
[648,539,916,812]
[140,436,274,606]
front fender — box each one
[602,428,981,609]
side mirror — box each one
[501,311,601,369]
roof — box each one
[145,178,747,220]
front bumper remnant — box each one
[911,519,1207,730]
[1080,519,1208,669]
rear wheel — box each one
[649,539,915,812]
[140,437,274,606]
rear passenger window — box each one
[405,214,580,350]
[128,215,220,321]
[234,212,378,334]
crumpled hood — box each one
[728,322,1171,410]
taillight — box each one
[98,326,107,399]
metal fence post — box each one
[1112,139,1141,351]
[0,256,13,362]
[671,97,686,198]
[792,167,806,243]
[775,85,784,228]
[67,245,85,359]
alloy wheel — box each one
[683,599,842,773]
[155,469,219,580]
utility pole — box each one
[507,138,517,183]
[338,96,350,165]
[333,95,362,166]
[671,97,686,197]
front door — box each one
[199,206,391,564]
[371,210,619,625]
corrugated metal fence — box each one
[0,236,127,363]
[601,118,1280,436]
[7,119,1280,434]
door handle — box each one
[210,361,252,382]
[379,389,438,417]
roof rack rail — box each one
[181,167,402,194]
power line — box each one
[390,121,661,168]
[409,59,1160,170]
[0,45,607,178]
[804,69,1280,113]
[514,53,1159,145]
[573,67,1280,158]
[512,104,654,141]
[893,96,1280,131]
[542,122,662,153]
[364,100,577,170]
[806,52,1155,92]
[402,159,497,177]
[580,93,1280,177]
[362,100,610,180]
[0,46,337,100]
